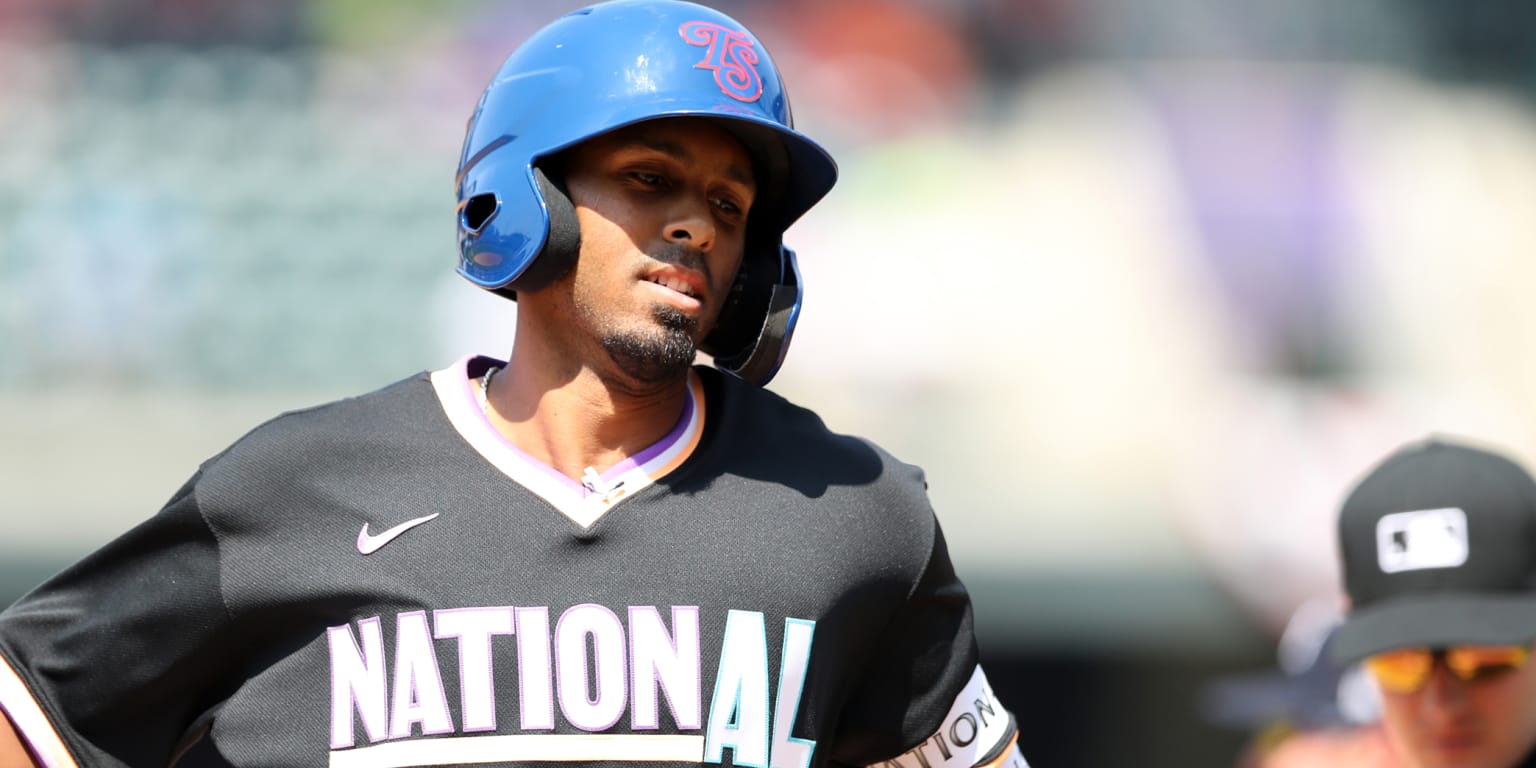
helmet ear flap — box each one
[703,243,802,386]
[493,166,582,300]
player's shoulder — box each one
[226,370,431,444]
[697,366,930,504]
[698,367,944,570]
[701,366,909,458]
[193,370,443,493]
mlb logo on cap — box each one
[1376,507,1469,573]
[1331,437,1536,665]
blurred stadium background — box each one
[5,0,1536,764]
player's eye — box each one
[711,195,743,216]
[1446,646,1530,682]
[630,171,666,187]
[1367,649,1433,694]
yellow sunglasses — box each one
[1365,645,1532,694]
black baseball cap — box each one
[1331,437,1536,665]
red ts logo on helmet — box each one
[679,20,762,102]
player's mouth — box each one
[1425,730,1481,758]
[647,275,698,298]
[642,269,706,312]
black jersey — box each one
[0,356,1026,768]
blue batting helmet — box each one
[455,0,838,386]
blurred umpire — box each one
[1330,437,1536,768]
[0,1,1028,766]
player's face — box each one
[1377,652,1536,768]
[552,118,756,384]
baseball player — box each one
[0,2,1030,766]
[1330,438,1536,768]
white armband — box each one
[866,665,1028,768]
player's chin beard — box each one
[600,306,699,385]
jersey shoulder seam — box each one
[186,477,238,625]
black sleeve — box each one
[0,472,244,766]
[830,520,1019,767]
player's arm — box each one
[834,518,1031,768]
[0,471,232,765]
[0,708,39,768]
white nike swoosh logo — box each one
[356,513,440,555]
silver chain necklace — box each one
[476,365,499,416]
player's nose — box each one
[1419,664,1472,716]
[662,201,716,253]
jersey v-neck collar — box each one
[430,355,705,528]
